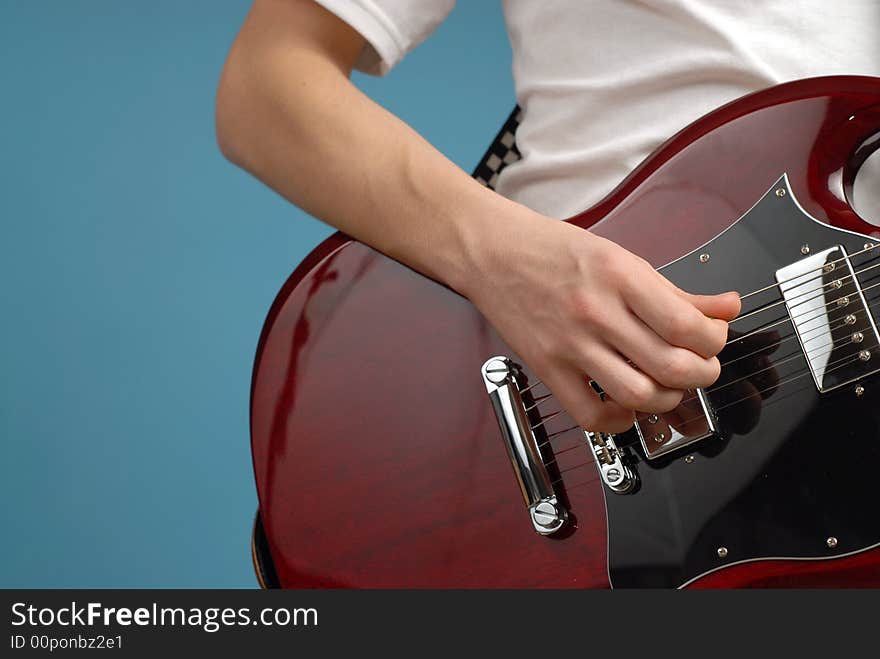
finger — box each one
[681,290,742,321]
[577,344,684,413]
[610,313,722,389]
[624,277,729,358]
[541,365,634,433]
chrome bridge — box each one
[776,245,880,392]
[583,429,638,493]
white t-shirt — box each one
[314,0,880,219]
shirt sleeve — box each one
[313,0,456,75]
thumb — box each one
[680,290,741,321]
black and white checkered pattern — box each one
[472,106,522,191]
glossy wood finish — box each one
[251,77,880,588]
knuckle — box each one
[661,350,693,385]
[619,376,655,409]
[604,252,631,280]
[666,312,698,344]
[568,291,598,323]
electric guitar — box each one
[250,76,880,588]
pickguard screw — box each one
[717,547,729,558]
[859,350,871,362]
[654,432,666,443]
[837,296,850,307]
[832,279,843,289]
[845,314,857,325]
[827,537,838,549]
[866,242,876,251]
[776,188,786,197]
[823,263,836,273]
[647,414,659,424]
[699,253,710,263]
[853,332,864,344]
[855,384,865,397]
[684,455,695,464]
[801,244,811,255]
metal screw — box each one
[647,414,659,424]
[845,314,857,325]
[699,253,710,263]
[826,537,838,549]
[684,455,695,464]
[717,547,729,558]
[533,501,559,527]
[865,242,875,251]
[823,263,836,273]
[776,188,786,197]
[801,244,811,255]
[855,384,865,397]
[484,359,509,385]
[853,332,864,344]
[837,296,850,307]
[832,279,843,289]
[860,350,871,362]
[653,432,666,443]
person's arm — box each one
[215,0,740,432]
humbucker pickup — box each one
[632,389,717,460]
[776,245,880,393]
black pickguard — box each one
[605,176,880,588]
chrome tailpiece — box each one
[481,357,568,535]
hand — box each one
[462,211,741,433]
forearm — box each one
[215,0,534,295]
[216,0,738,432]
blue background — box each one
[0,1,513,587]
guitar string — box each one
[691,251,880,348]
[531,328,861,448]
[532,327,873,441]
[544,349,869,488]
[530,290,880,447]
[528,300,871,420]
[700,304,862,375]
[728,249,880,338]
[666,281,880,406]
[666,294,878,405]
[737,242,878,301]
[527,283,880,418]
[730,257,880,325]
[517,264,880,398]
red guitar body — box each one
[250,76,880,588]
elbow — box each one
[214,50,252,168]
